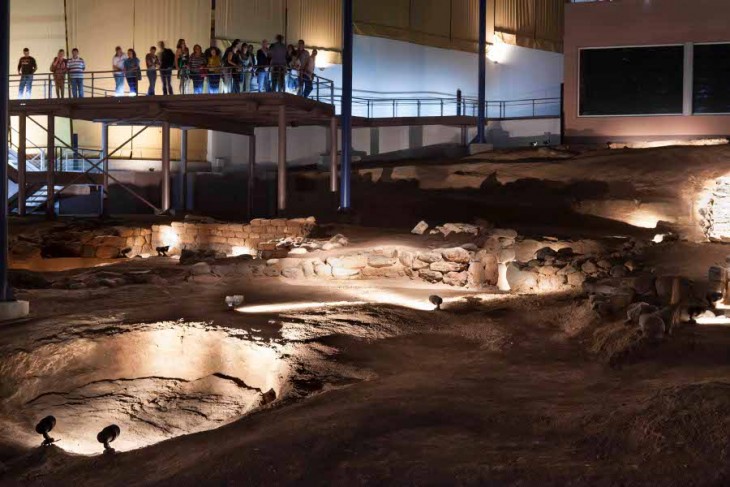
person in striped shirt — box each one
[189,44,207,94]
[66,48,86,98]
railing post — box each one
[417,100,421,117]
[532,99,536,117]
[161,121,171,212]
[440,99,444,117]
[456,89,462,116]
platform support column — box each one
[101,122,108,214]
[179,128,188,211]
[476,0,487,143]
[161,122,171,213]
[340,0,353,210]
[248,133,256,219]
[277,105,287,213]
[330,116,338,193]
[46,115,55,219]
[17,115,26,216]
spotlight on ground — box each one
[119,247,132,258]
[225,295,244,310]
[35,415,57,446]
[429,295,443,310]
[97,424,121,454]
[156,246,169,257]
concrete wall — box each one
[564,0,730,143]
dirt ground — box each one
[4,144,730,485]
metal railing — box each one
[8,145,102,174]
[341,95,561,120]
[9,66,335,104]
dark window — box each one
[579,46,684,116]
[693,43,730,114]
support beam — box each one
[161,121,171,213]
[46,115,55,219]
[179,128,188,211]
[101,122,108,215]
[330,116,338,193]
[0,0,11,302]
[17,115,26,216]
[277,105,287,213]
[340,0,353,210]
[476,0,487,143]
[248,133,256,219]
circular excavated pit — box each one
[0,322,289,455]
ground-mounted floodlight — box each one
[225,295,244,310]
[35,415,57,446]
[156,246,169,257]
[429,295,444,311]
[119,247,132,257]
[97,424,121,454]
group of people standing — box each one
[16,35,320,100]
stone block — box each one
[368,255,397,268]
[419,269,443,283]
[430,261,464,273]
[441,247,471,264]
[444,271,468,287]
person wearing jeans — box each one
[302,49,317,99]
[67,48,86,98]
[112,46,127,96]
[145,46,159,95]
[17,48,37,99]
[256,40,270,92]
[158,41,175,95]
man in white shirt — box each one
[112,46,127,96]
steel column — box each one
[277,105,287,213]
[340,0,353,210]
[179,128,188,211]
[161,122,171,212]
[476,0,487,143]
[46,115,55,219]
[329,116,338,193]
[0,0,11,300]
[248,133,255,219]
[17,115,26,216]
[101,123,109,190]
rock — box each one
[538,274,565,292]
[417,252,443,264]
[419,269,444,283]
[411,220,429,235]
[655,276,693,303]
[581,260,598,275]
[332,267,360,279]
[481,236,502,253]
[288,248,308,255]
[597,259,612,271]
[301,260,316,278]
[468,262,486,288]
[610,265,629,278]
[482,253,499,285]
[263,266,281,277]
[441,247,471,263]
[96,246,120,259]
[443,271,468,287]
[372,247,398,258]
[625,302,659,325]
[639,313,665,341]
[491,228,518,239]
[556,247,574,258]
[567,272,586,287]
[321,242,341,251]
[314,262,333,278]
[281,267,305,279]
[99,277,126,288]
[499,237,516,249]
[497,248,516,264]
[399,251,415,268]
[625,260,637,272]
[328,234,349,247]
[537,266,559,276]
[340,254,368,269]
[368,255,397,268]
[435,223,480,236]
[557,265,579,276]
[506,263,538,292]
[190,274,221,284]
[190,262,211,276]
[412,259,429,270]
[514,239,542,262]
[461,243,479,252]
[9,270,51,289]
[535,247,558,260]
[430,261,464,273]
[180,249,221,265]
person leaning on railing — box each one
[269,35,288,93]
[50,49,67,99]
[145,46,160,96]
[189,44,207,95]
[17,48,37,100]
[301,49,317,99]
[242,44,255,92]
[206,47,222,94]
[175,39,190,94]
[158,41,175,95]
[124,49,142,96]
[66,48,86,98]
[256,40,271,93]
[112,46,127,96]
